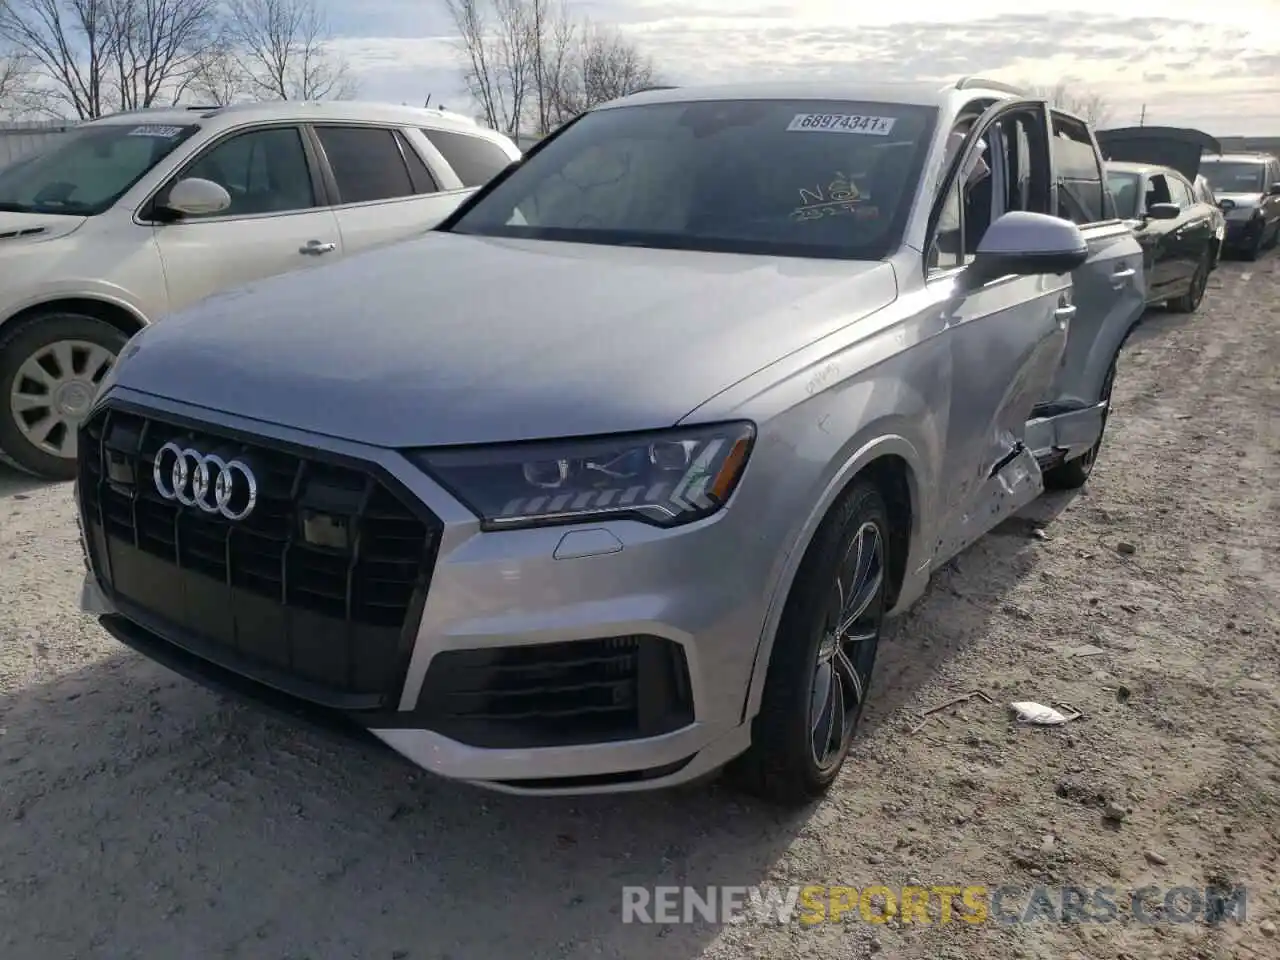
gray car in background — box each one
[77,79,1144,805]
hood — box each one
[0,210,87,245]
[111,232,899,447]
[1094,126,1222,183]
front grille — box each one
[78,404,442,710]
[412,635,695,748]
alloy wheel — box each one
[9,339,115,459]
[809,520,885,771]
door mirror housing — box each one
[1146,202,1180,221]
[160,178,232,218]
[1267,182,1280,197]
[969,211,1089,280]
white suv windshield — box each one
[0,122,199,216]
[447,98,938,260]
[1201,161,1265,195]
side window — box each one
[394,130,439,194]
[421,128,513,187]
[993,110,1051,216]
[1050,113,1106,225]
[181,127,316,218]
[929,178,965,272]
[1145,173,1172,210]
[1167,177,1193,208]
[315,126,415,205]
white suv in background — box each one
[0,101,520,479]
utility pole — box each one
[424,93,432,109]
[1139,104,1146,127]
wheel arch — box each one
[0,296,149,342]
[738,434,925,726]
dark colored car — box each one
[1192,175,1228,268]
[1097,126,1222,313]
[1199,152,1280,260]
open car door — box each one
[1094,126,1222,182]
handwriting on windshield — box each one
[790,172,877,222]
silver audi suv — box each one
[77,80,1142,805]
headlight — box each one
[411,422,755,530]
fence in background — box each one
[0,120,77,168]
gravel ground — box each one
[1,255,1277,960]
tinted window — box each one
[183,126,315,217]
[1106,170,1142,219]
[396,131,439,193]
[447,99,939,260]
[316,126,415,204]
[0,122,198,216]
[1050,115,1105,224]
[1201,160,1265,194]
[423,128,513,187]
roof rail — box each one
[955,76,1025,96]
[632,85,678,93]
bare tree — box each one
[106,0,222,109]
[224,0,356,101]
[187,40,252,105]
[444,0,658,137]
[0,0,223,118]
[1026,79,1114,128]
[0,49,35,117]
[549,20,657,122]
[0,0,118,118]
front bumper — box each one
[76,390,767,795]
[1224,215,1264,249]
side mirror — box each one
[1146,203,1180,221]
[161,177,232,218]
[1268,183,1280,197]
[970,211,1089,280]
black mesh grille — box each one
[78,405,441,709]
[413,635,694,748]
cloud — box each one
[332,0,1280,135]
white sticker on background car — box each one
[128,125,184,138]
[786,114,897,135]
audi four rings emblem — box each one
[153,442,258,521]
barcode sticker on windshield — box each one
[128,125,184,138]
[787,114,896,136]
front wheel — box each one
[0,313,126,480]
[728,480,890,807]
[1044,354,1118,491]
[1167,250,1210,314]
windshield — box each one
[1201,160,1265,195]
[0,122,199,216]
[1105,170,1142,218]
[445,99,938,260]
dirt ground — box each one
[1,254,1277,960]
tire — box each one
[1266,221,1280,251]
[0,312,127,480]
[1242,230,1264,261]
[1168,250,1210,314]
[728,480,890,807]
[1044,354,1118,491]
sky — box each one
[326,0,1280,136]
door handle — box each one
[300,240,337,255]
[1053,305,1076,325]
[1112,267,1136,278]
